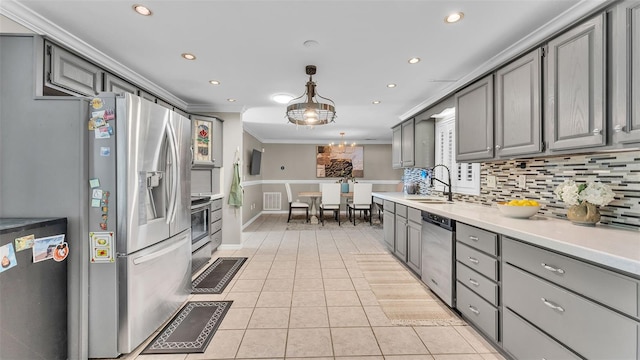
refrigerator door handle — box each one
[165,122,179,224]
[132,234,188,265]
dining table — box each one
[298,191,353,224]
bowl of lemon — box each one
[497,199,540,218]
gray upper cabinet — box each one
[546,14,606,151]
[103,74,137,95]
[400,119,415,167]
[391,124,402,168]
[495,49,543,157]
[413,115,435,168]
[455,75,494,162]
[612,0,640,144]
[45,41,103,96]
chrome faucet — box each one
[430,164,453,202]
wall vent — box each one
[263,192,282,211]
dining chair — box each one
[285,183,309,222]
[319,183,341,226]
[347,183,373,225]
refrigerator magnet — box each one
[103,108,115,121]
[32,234,65,263]
[90,199,101,208]
[89,178,100,188]
[100,147,111,157]
[87,118,96,130]
[107,124,113,135]
[94,127,110,139]
[92,116,106,128]
[14,234,35,252]
[90,98,104,110]
[99,222,107,230]
[91,189,103,200]
[0,243,18,273]
[52,242,69,262]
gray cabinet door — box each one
[406,220,421,273]
[103,74,137,95]
[413,118,435,168]
[211,117,223,167]
[391,125,402,169]
[394,216,407,262]
[495,49,542,157]
[401,119,415,167]
[455,75,494,162]
[383,211,395,250]
[546,14,606,150]
[45,41,102,96]
[613,1,640,144]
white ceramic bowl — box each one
[496,203,541,218]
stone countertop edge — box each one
[372,192,640,278]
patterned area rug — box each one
[354,253,466,326]
[192,257,247,294]
[141,301,232,354]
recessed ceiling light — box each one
[303,40,319,48]
[181,53,196,60]
[445,12,464,23]
[209,80,220,85]
[132,4,152,16]
[387,83,397,88]
[372,100,381,104]
[272,94,294,104]
[408,57,420,64]
[227,98,236,102]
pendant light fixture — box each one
[286,65,336,126]
[329,132,355,153]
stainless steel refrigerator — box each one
[87,93,192,357]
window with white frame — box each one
[433,110,480,196]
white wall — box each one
[0,15,33,34]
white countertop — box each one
[372,192,640,278]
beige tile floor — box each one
[125,214,506,360]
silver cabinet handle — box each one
[469,279,480,287]
[495,145,501,150]
[593,128,601,135]
[614,124,625,132]
[468,305,480,315]
[468,257,479,264]
[541,297,565,312]
[469,236,479,241]
[541,263,565,274]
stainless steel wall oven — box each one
[190,196,213,273]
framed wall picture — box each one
[192,118,215,167]
[316,145,364,178]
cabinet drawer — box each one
[503,308,581,360]
[503,264,639,360]
[456,242,497,281]
[456,262,498,306]
[503,237,638,317]
[211,230,222,248]
[384,200,395,214]
[456,281,498,342]
[211,219,222,234]
[456,223,497,256]
[408,207,421,224]
[211,209,222,222]
[211,198,223,210]
[395,204,407,218]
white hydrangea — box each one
[554,180,615,207]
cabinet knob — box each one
[614,124,625,132]
[486,147,491,152]
[592,128,601,135]
[495,145,501,150]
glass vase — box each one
[566,202,601,226]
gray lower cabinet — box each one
[455,74,494,162]
[210,198,223,250]
[406,208,421,274]
[382,200,395,251]
[495,49,542,157]
[612,0,640,144]
[45,40,103,96]
[454,223,500,342]
[546,13,606,151]
[394,204,408,262]
[502,237,640,359]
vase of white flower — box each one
[554,180,615,226]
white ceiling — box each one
[1,0,606,144]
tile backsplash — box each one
[405,150,640,230]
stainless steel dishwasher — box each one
[421,211,455,308]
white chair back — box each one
[285,183,293,203]
[321,183,341,205]
[352,183,372,205]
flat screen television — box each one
[250,149,262,175]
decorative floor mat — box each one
[192,257,247,294]
[141,301,232,354]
